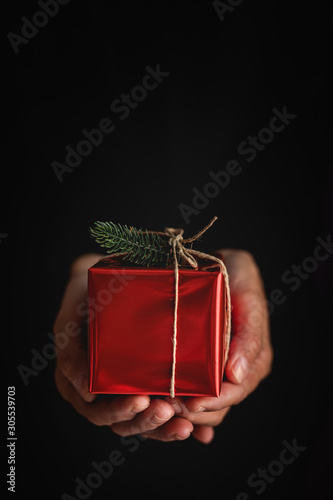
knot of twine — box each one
[157,216,231,398]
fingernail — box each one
[174,432,191,440]
[231,357,249,383]
[153,414,171,422]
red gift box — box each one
[88,258,229,397]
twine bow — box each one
[156,216,231,398]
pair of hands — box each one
[54,249,273,444]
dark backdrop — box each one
[2,1,332,498]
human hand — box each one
[158,249,274,444]
[53,254,185,439]
[54,249,273,445]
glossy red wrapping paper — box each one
[88,261,227,396]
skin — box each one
[53,249,273,444]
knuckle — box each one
[234,291,268,333]
[240,289,266,314]
[235,250,261,275]
[141,414,169,432]
[57,353,74,380]
[231,386,248,407]
[52,312,68,334]
[70,256,89,276]
[233,323,263,362]
[70,254,102,277]
[246,330,263,358]
[57,347,86,384]
[238,250,257,265]
[147,416,162,430]
[54,367,77,406]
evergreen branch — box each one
[90,221,170,267]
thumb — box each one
[225,290,267,384]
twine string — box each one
[161,217,231,398]
[102,217,232,398]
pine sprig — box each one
[90,221,170,267]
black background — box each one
[2,0,333,498]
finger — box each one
[184,348,272,414]
[141,408,231,443]
[183,382,247,413]
[55,368,150,426]
[226,288,268,384]
[54,271,91,326]
[188,407,231,426]
[165,397,231,425]
[182,250,273,415]
[219,250,270,385]
[111,399,175,437]
[56,345,94,403]
[53,273,95,402]
[191,425,215,444]
[70,253,104,277]
[140,417,194,442]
